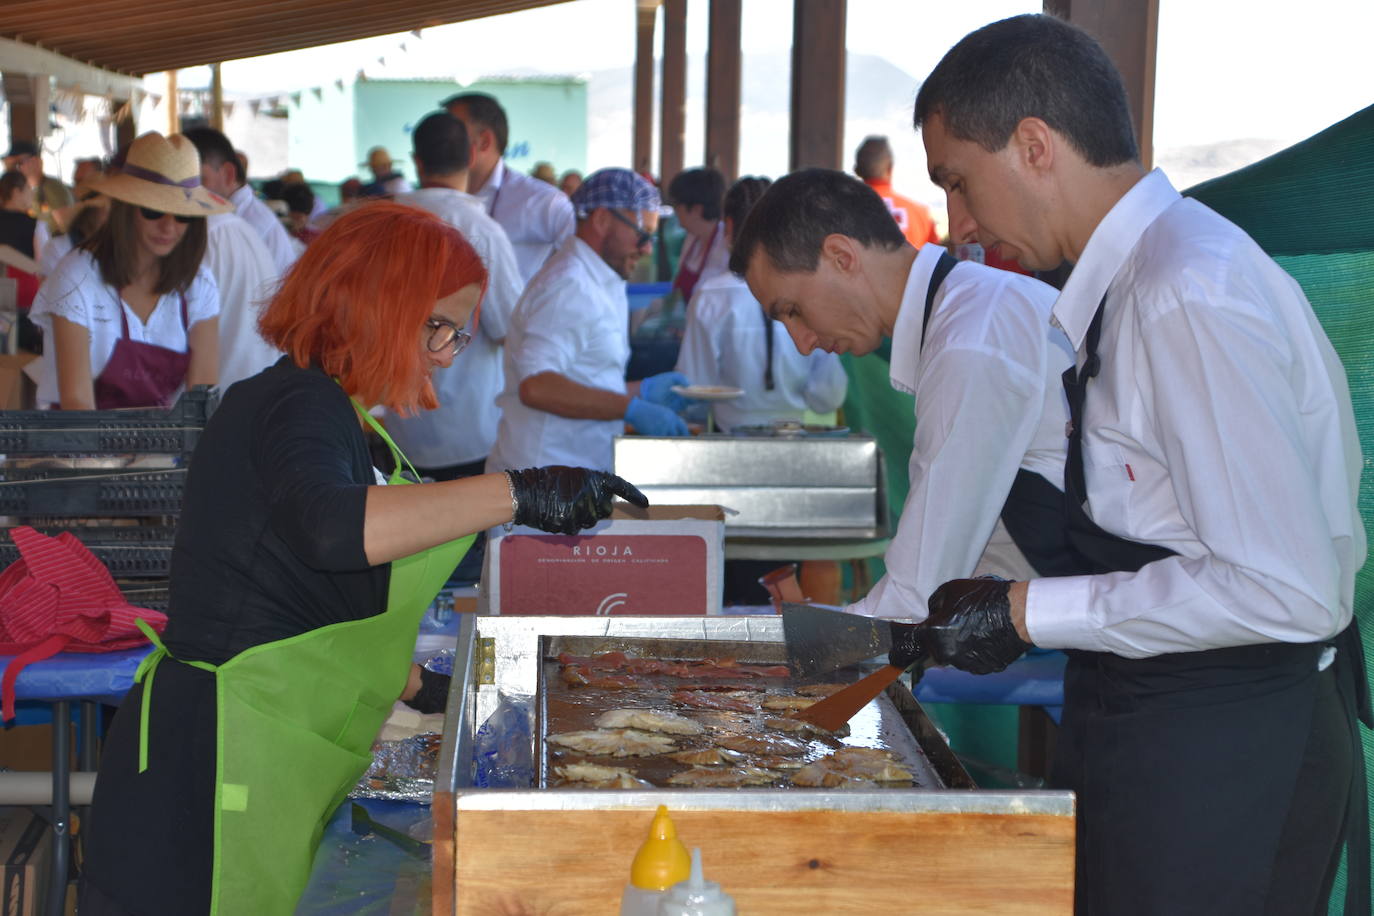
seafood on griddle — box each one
[560,666,642,690]
[595,708,705,736]
[714,733,809,757]
[547,728,677,757]
[553,762,654,788]
[671,689,757,713]
[761,695,818,711]
[667,766,781,787]
[796,683,848,697]
[763,715,850,739]
[791,747,914,787]
[668,747,745,766]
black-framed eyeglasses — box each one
[607,208,654,248]
[138,206,194,225]
[426,317,472,356]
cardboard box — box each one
[0,807,52,916]
[0,353,39,410]
[483,505,725,616]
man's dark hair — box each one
[721,176,771,245]
[82,199,207,295]
[913,14,1138,167]
[729,168,906,276]
[666,168,726,221]
[411,112,471,176]
[853,136,893,181]
[280,182,315,216]
[182,126,245,186]
[441,92,508,155]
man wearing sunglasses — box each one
[487,167,693,475]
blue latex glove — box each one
[638,371,693,412]
[625,397,689,436]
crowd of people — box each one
[2,14,1366,915]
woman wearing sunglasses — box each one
[78,200,647,916]
[29,131,225,409]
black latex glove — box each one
[923,578,1033,674]
[404,665,450,714]
[507,466,650,535]
[887,621,928,671]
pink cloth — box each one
[0,526,165,721]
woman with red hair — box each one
[79,202,647,916]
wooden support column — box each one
[704,0,741,182]
[114,101,137,150]
[633,1,659,175]
[165,70,180,136]
[659,0,687,185]
[1044,0,1158,169]
[209,62,224,132]
[789,0,846,171]
[2,72,49,146]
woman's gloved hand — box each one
[625,397,689,437]
[638,371,693,412]
[403,665,450,714]
[924,578,1033,674]
[506,466,650,535]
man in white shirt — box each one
[184,128,282,392]
[912,15,1367,915]
[442,92,575,284]
[387,111,523,481]
[486,168,690,473]
[183,127,297,275]
[732,168,1075,620]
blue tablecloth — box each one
[0,646,152,706]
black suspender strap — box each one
[920,252,959,351]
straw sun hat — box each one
[91,131,233,217]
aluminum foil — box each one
[350,732,443,803]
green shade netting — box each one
[1188,102,1374,913]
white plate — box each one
[671,384,745,401]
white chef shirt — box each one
[384,187,524,468]
[205,212,281,393]
[486,236,630,472]
[1027,169,1364,658]
[37,232,72,276]
[472,160,575,284]
[29,249,219,407]
[230,184,298,276]
[675,270,847,432]
[846,243,1075,620]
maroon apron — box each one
[91,292,192,409]
[672,226,719,303]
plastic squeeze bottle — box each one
[620,805,692,916]
[659,847,737,916]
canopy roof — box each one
[0,0,571,75]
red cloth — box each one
[4,265,40,312]
[0,526,165,721]
[864,178,941,247]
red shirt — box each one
[865,178,940,246]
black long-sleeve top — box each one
[164,358,389,664]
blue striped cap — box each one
[570,167,660,218]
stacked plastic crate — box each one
[0,388,219,611]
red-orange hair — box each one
[258,201,488,413]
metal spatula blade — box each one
[781,603,894,678]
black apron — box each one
[1043,296,1371,916]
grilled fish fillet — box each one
[715,733,809,757]
[595,708,705,736]
[547,728,677,757]
[761,695,817,711]
[667,766,780,787]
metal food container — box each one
[434,615,1075,915]
[613,435,887,538]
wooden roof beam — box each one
[0,35,141,97]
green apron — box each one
[133,400,474,915]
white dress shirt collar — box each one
[479,159,507,198]
[567,235,624,292]
[1053,168,1180,351]
[888,242,948,395]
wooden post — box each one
[660,0,687,186]
[633,1,659,176]
[2,72,48,147]
[115,101,137,150]
[1044,0,1158,169]
[165,70,180,136]
[209,62,224,132]
[704,0,742,183]
[789,0,846,171]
